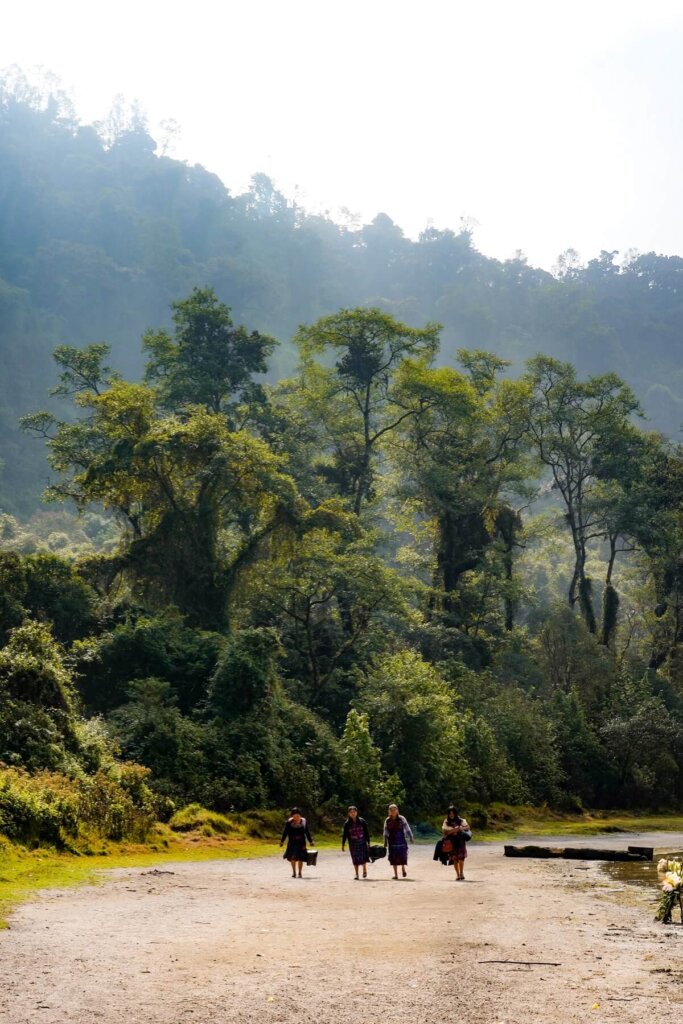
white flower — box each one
[657,858,669,873]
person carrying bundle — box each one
[280,807,314,878]
[438,805,471,880]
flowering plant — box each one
[655,857,683,923]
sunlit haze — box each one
[3,0,683,268]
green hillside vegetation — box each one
[1,283,681,848]
[2,71,683,515]
[1,73,682,849]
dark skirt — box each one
[348,837,369,866]
[449,837,468,862]
[387,833,408,866]
[283,836,307,861]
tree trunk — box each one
[601,535,619,647]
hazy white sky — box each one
[3,0,683,268]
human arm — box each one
[280,820,289,846]
[341,819,349,850]
[402,816,414,843]
[362,819,370,843]
[304,819,313,844]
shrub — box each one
[0,621,81,772]
[0,763,157,848]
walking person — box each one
[442,805,471,880]
[341,805,371,879]
[280,807,314,878]
[383,803,414,879]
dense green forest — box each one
[1,72,683,515]
[1,74,683,846]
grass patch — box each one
[469,806,683,842]
[169,803,241,835]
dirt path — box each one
[1,833,681,1024]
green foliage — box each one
[0,767,79,846]
[483,686,565,805]
[599,679,683,805]
[339,709,403,821]
[108,679,208,801]
[246,523,410,720]
[393,354,531,628]
[356,651,468,814]
[0,550,98,645]
[207,628,281,720]
[72,613,224,714]
[22,553,99,643]
[24,356,299,628]
[0,621,81,772]
[293,307,440,515]
[0,550,27,644]
[1,135,682,824]
[144,287,275,421]
[524,356,641,634]
[547,688,611,805]
[168,803,239,835]
[0,764,156,847]
[460,715,527,805]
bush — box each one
[0,621,82,772]
[0,767,78,846]
[356,650,469,814]
[0,763,157,848]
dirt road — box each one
[1,833,681,1023]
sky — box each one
[2,0,683,269]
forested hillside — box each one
[1,73,683,514]
[1,74,683,845]
[2,284,682,843]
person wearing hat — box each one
[280,807,314,878]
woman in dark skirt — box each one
[383,803,414,879]
[341,805,371,879]
[441,805,470,880]
[280,807,313,878]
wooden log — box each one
[563,847,648,862]
[627,846,654,861]
[504,845,562,858]
[504,844,650,862]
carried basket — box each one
[368,844,386,862]
[305,848,319,866]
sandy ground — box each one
[1,833,682,1024]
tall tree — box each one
[294,307,440,515]
[23,344,297,630]
[143,287,275,424]
[393,352,530,630]
[524,357,640,633]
